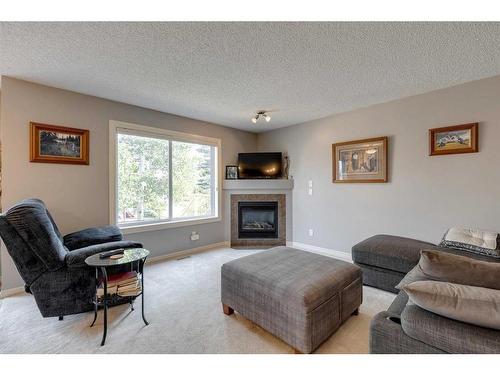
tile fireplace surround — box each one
[231,194,286,248]
[222,179,294,248]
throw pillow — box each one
[419,249,500,290]
[440,227,500,258]
[403,281,500,330]
[395,263,428,290]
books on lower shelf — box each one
[96,271,142,298]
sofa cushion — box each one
[419,250,500,290]
[387,290,410,317]
[440,227,500,258]
[403,281,500,330]
[397,249,500,291]
[370,310,445,354]
[352,235,439,274]
[395,264,428,290]
[401,304,500,353]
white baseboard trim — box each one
[0,286,25,299]
[0,241,230,299]
[147,241,230,264]
[286,241,353,262]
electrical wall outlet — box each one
[308,180,313,195]
[190,231,200,241]
[308,188,313,195]
[308,229,314,237]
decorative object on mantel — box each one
[332,136,388,183]
[225,165,238,180]
[283,154,290,179]
[30,122,89,165]
[429,123,478,156]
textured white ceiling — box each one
[1,22,500,132]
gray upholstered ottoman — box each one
[221,247,362,353]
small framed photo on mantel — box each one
[429,123,478,156]
[30,122,89,165]
[225,165,238,180]
[332,136,388,183]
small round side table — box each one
[85,248,150,346]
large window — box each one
[110,121,220,232]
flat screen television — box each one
[238,152,282,179]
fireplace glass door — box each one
[238,201,279,239]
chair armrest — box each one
[65,240,143,268]
[401,304,500,354]
[63,225,123,250]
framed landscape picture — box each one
[429,123,478,156]
[332,136,388,183]
[30,122,89,165]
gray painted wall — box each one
[0,77,257,289]
[258,75,500,254]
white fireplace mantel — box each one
[222,179,294,191]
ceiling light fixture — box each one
[252,111,271,124]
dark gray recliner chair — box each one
[0,198,142,318]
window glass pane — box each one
[117,133,169,224]
[172,141,212,218]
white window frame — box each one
[109,120,221,234]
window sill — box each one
[118,216,221,235]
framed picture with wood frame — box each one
[332,136,388,183]
[429,123,478,156]
[30,122,89,165]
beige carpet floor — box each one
[0,247,394,354]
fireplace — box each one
[230,193,286,248]
[238,201,278,239]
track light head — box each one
[251,111,271,124]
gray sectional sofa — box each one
[352,234,499,293]
[370,288,500,353]
[352,234,500,354]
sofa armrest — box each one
[401,304,500,354]
[370,311,445,354]
[65,240,143,268]
[63,225,123,250]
